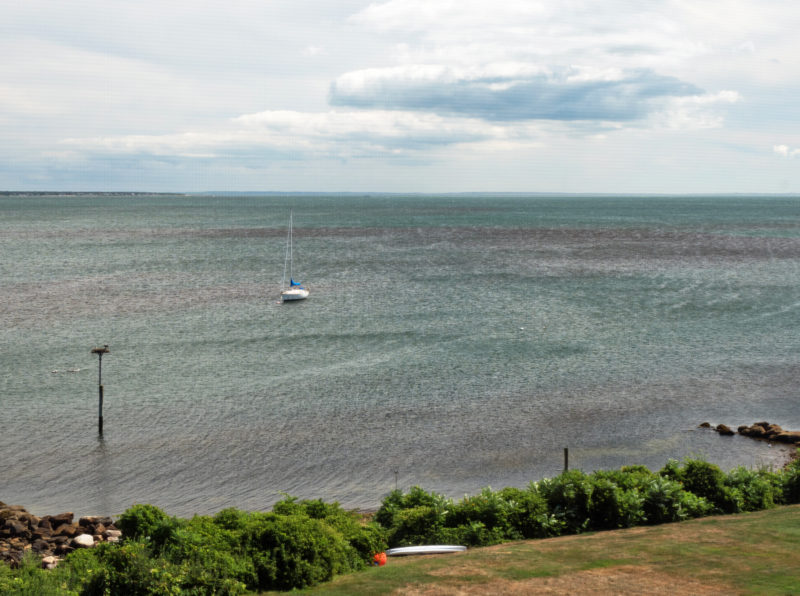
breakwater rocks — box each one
[0,502,121,568]
[700,421,800,445]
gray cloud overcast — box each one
[330,66,704,122]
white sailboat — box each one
[280,210,309,302]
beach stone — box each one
[104,529,122,539]
[38,518,52,530]
[773,431,800,444]
[4,519,31,539]
[41,555,59,570]
[698,422,711,428]
[31,527,52,541]
[765,424,783,437]
[48,512,74,529]
[54,543,73,556]
[31,539,50,553]
[716,424,735,436]
[72,534,95,548]
[79,515,113,527]
[54,523,80,538]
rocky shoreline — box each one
[703,420,800,447]
[0,502,121,568]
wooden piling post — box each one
[91,345,109,435]
[564,447,569,471]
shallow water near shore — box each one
[2,193,800,517]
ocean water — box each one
[2,193,800,518]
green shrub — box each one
[66,540,184,596]
[375,486,450,530]
[116,503,171,541]
[271,496,386,565]
[587,477,645,530]
[662,458,742,513]
[387,506,443,546]
[0,551,70,595]
[725,467,776,512]
[643,476,710,524]
[536,469,593,534]
[446,487,519,543]
[497,485,554,539]
[244,513,357,591]
[781,455,800,504]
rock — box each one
[699,422,711,428]
[773,431,800,444]
[104,529,122,539]
[765,424,783,437]
[4,519,31,539]
[41,555,59,570]
[31,539,50,553]
[31,527,52,541]
[79,515,113,528]
[54,543,73,556]
[72,534,95,548]
[54,523,80,538]
[48,513,74,529]
[716,424,735,436]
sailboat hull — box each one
[281,288,309,301]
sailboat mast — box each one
[282,210,292,289]
[288,210,293,282]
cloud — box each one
[774,145,800,157]
[59,109,524,164]
[330,63,704,122]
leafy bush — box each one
[497,485,555,539]
[244,513,356,591]
[725,466,777,512]
[587,477,645,530]
[447,487,519,543]
[67,540,185,596]
[780,454,800,504]
[272,496,386,564]
[116,503,171,541]
[642,475,710,524]
[536,469,593,534]
[661,458,742,513]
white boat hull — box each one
[281,288,309,301]
[386,545,466,556]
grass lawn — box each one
[267,504,800,595]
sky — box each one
[2,0,799,193]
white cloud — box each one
[774,145,800,158]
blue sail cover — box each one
[289,279,304,288]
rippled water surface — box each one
[2,193,800,517]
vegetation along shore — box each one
[3,445,800,594]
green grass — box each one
[264,504,800,595]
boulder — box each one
[4,519,31,539]
[699,422,711,428]
[79,515,113,528]
[54,523,80,538]
[47,513,74,529]
[31,527,52,541]
[31,539,50,553]
[773,431,800,444]
[716,424,735,436]
[41,555,59,570]
[72,534,95,548]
